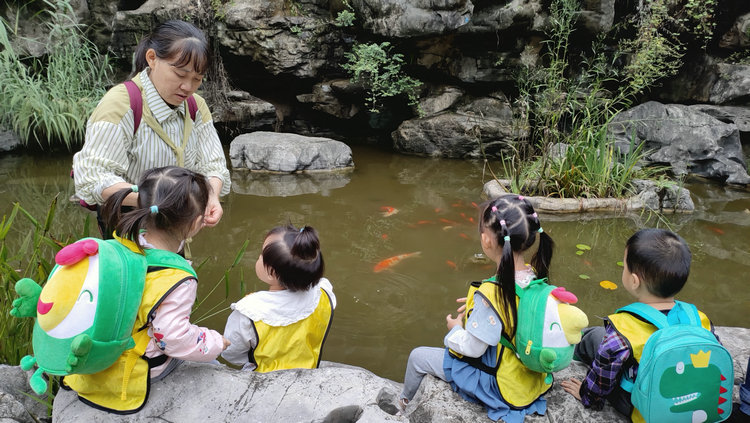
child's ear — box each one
[480,231,492,250]
[630,272,641,291]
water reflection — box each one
[0,147,749,382]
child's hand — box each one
[446,311,465,330]
[560,378,582,401]
[455,297,467,314]
[222,336,231,351]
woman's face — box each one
[146,48,204,106]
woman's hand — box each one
[203,177,224,227]
[204,195,223,227]
[560,378,583,401]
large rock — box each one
[0,130,22,153]
[609,101,750,184]
[351,0,473,38]
[392,93,520,158]
[47,327,750,423]
[229,131,354,172]
[211,91,277,132]
[0,365,50,423]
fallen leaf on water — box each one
[576,244,591,251]
[575,250,584,256]
[616,261,623,267]
[579,274,590,280]
[599,280,617,290]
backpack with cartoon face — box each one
[500,278,589,383]
[10,237,194,395]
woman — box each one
[73,20,230,237]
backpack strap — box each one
[124,80,198,136]
[123,80,142,136]
[186,95,198,121]
[616,302,669,329]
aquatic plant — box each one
[0,0,112,150]
[502,0,679,199]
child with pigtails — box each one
[397,195,557,422]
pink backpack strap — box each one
[187,95,198,121]
[123,80,142,135]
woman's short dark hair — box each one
[133,20,211,75]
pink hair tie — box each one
[518,195,524,200]
[491,206,497,212]
[532,212,537,218]
[499,219,506,226]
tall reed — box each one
[0,0,112,150]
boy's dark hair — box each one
[133,20,211,75]
[102,166,209,250]
[479,195,554,340]
[262,225,324,292]
[625,228,691,298]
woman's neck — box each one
[142,229,182,253]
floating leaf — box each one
[616,261,623,267]
[599,280,618,290]
[575,250,584,256]
[576,244,591,251]
[579,274,590,280]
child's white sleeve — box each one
[221,309,257,367]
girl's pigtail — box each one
[101,187,133,239]
[291,226,321,262]
[116,207,152,250]
[496,220,518,339]
[532,231,555,280]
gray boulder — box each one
[392,93,519,158]
[49,326,750,423]
[689,105,750,134]
[212,91,277,132]
[0,130,22,153]
[609,101,750,184]
[0,365,49,423]
[351,0,473,38]
[229,131,354,172]
[296,80,361,120]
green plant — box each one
[290,25,302,35]
[342,42,422,114]
[0,0,112,150]
[499,0,681,199]
[334,1,356,28]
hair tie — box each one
[299,227,304,233]
[131,185,139,193]
[532,212,537,218]
[518,195,524,200]
[538,227,544,233]
[503,236,511,242]
[491,206,498,212]
[150,205,158,215]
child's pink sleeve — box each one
[147,279,224,362]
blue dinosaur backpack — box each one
[618,301,734,423]
[10,237,195,395]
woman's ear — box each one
[145,48,157,69]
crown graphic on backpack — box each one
[618,301,734,423]
[10,237,195,395]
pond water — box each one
[1,145,749,381]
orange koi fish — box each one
[381,234,388,240]
[446,260,457,270]
[471,202,478,209]
[373,252,421,272]
[380,206,399,217]
[417,220,435,225]
[434,208,442,213]
[439,218,458,225]
[458,233,470,240]
[708,226,724,235]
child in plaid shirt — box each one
[560,229,719,422]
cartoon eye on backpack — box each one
[10,239,147,394]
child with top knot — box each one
[222,224,336,372]
[397,195,558,422]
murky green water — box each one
[1,146,749,381]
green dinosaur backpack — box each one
[499,278,589,383]
[10,237,195,395]
[618,301,734,423]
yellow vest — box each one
[63,238,195,413]
[607,307,711,423]
[250,289,333,373]
[451,280,551,407]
